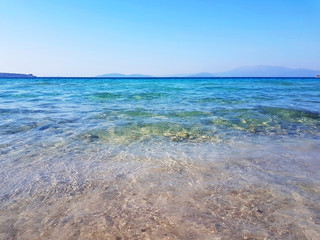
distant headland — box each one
[0,72,36,78]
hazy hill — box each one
[0,73,36,78]
[96,73,151,78]
[186,72,216,77]
[214,66,319,77]
[96,66,320,78]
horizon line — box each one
[1,76,319,79]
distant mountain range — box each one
[96,73,152,78]
[97,66,319,78]
[1,66,319,78]
[213,66,319,77]
[0,72,36,78]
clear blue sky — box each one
[1,0,319,76]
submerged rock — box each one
[83,134,99,141]
[176,132,189,138]
[163,132,173,137]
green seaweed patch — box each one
[211,111,283,134]
[170,111,213,118]
[122,109,157,118]
[131,92,169,100]
[80,122,222,144]
[89,92,122,100]
[211,107,320,135]
[197,97,246,104]
[260,107,320,123]
[92,109,162,120]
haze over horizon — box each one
[1,0,320,77]
[96,65,320,78]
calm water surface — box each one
[0,78,320,239]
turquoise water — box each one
[0,78,320,239]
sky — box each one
[0,0,320,77]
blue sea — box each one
[0,78,319,239]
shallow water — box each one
[0,78,320,239]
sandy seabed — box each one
[1,139,319,240]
